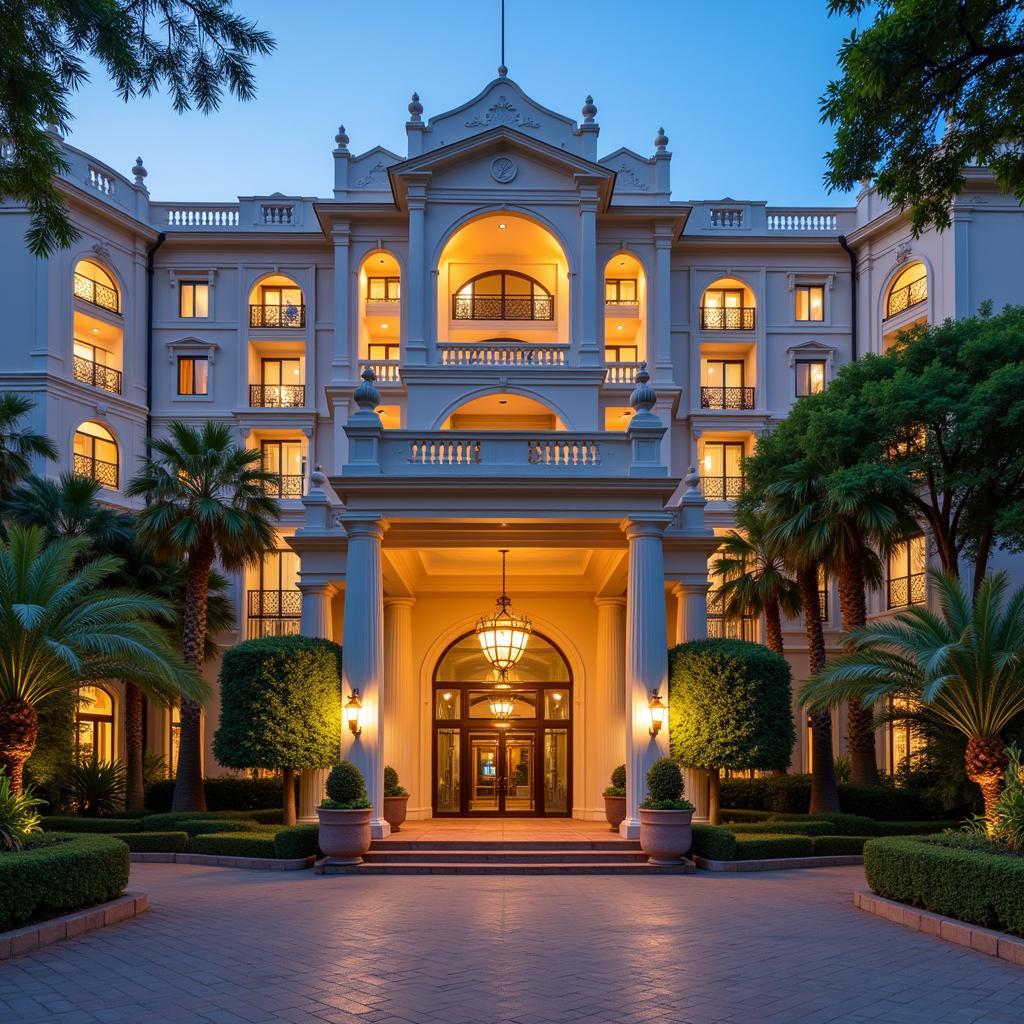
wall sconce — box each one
[648,689,666,736]
[345,689,362,736]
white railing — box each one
[408,437,481,466]
[605,361,644,385]
[360,360,401,383]
[87,166,115,197]
[709,206,744,228]
[528,437,601,466]
[767,211,839,232]
[160,205,240,228]
[260,203,294,225]
[438,343,568,368]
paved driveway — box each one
[1,864,1023,1023]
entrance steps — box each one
[316,837,695,875]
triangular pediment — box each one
[599,147,658,196]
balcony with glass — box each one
[73,338,122,395]
[700,279,756,331]
[452,271,553,322]
[72,421,119,490]
[885,263,928,321]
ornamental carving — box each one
[616,163,649,191]
[354,162,389,189]
[465,96,541,130]
[894,240,912,265]
[490,157,518,183]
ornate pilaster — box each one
[593,597,626,814]
[382,597,417,812]
[404,173,430,365]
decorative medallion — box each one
[465,96,541,130]
[490,157,518,183]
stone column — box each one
[672,581,709,646]
[652,225,674,385]
[593,598,626,812]
[404,175,430,366]
[620,514,672,839]
[296,582,337,823]
[340,515,389,837]
[332,222,351,372]
[382,597,416,810]
[577,179,601,367]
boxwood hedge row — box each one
[110,832,190,853]
[40,816,146,834]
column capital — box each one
[297,581,338,598]
[594,595,626,610]
[621,512,673,540]
[384,595,416,609]
[340,513,385,541]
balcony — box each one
[72,355,122,395]
[438,342,567,367]
[700,307,755,331]
[73,452,118,489]
[604,298,640,319]
[452,294,553,321]
[605,361,645,385]
[887,572,926,609]
[249,304,306,329]
[361,359,401,383]
[249,384,305,408]
[263,475,305,499]
[700,386,755,410]
[885,278,927,320]
[246,589,301,638]
[73,273,119,314]
[702,475,745,501]
[706,591,757,640]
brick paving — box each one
[1,862,1023,1023]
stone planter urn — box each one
[603,794,627,832]
[639,808,695,865]
[383,794,409,832]
[316,807,372,864]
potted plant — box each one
[316,761,372,864]
[639,757,694,864]
[383,765,409,832]
[603,764,627,831]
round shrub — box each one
[611,764,626,789]
[384,766,407,797]
[643,757,691,810]
[324,761,369,808]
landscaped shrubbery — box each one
[727,819,836,837]
[864,833,1024,936]
[813,835,871,856]
[0,833,129,931]
[733,833,814,859]
[189,832,279,858]
[690,825,737,861]
[273,824,319,860]
[110,831,190,853]
[144,776,285,812]
[40,816,146,833]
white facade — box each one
[3,72,1023,825]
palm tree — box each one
[0,394,57,498]
[126,421,278,811]
[712,508,802,655]
[0,525,206,793]
[801,571,1024,820]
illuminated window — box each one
[453,271,552,321]
[700,287,754,330]
[73,421,118,489]
[886,263,928,319]
[367,277,400,301]
[701,441,745,501]
[605,344,638,363]
[73,259,120,314]
[76,686,114,762]
[701,360,752,409]
[889,697,926,772]
[796,360,827,396]
[168,703,181,778]
[177,356,209,395]
[795,285,824,321]
[179,282,209,318]
[248,550,301,637]
[260,440,305,499]
[818,565,829,622]
[368,342,400,362]
[888,535,926,608]
[605,279,637,303]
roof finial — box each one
[408,92,423,122]
[654,127,669,153]
[131,156,148,187]
[334,124,349,152]
[582,95,597,124]
[498,0,507,76]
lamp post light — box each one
[648,689,666,736]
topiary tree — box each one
[641,757,692,810]
[383,766,407,798]
[212,635,343,825]
[670,638,795,824]
[604,764,626,797]
[323,761,369,808]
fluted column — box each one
[382,597,416,809]
[593,598,626,813]
[672,581,709,645]
[340,515,389,837]
[297,582,337,823]
[404,176,429,365]
[653,225,674,384]
[621,514,672,839]
[577,180,601,367]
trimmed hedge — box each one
[864,834,1024,936]
[719,776,937,820]
[733,833,814,859]
[0,834,129,931]
[111,831,190,853]
[145,777,285,812]
[245,809,283,825]
[40,816,145,834]
[274,825,319,860]
[690,825,737,861]
[719,808,772,823]
[189,832,278,858]
[141,811,239,832]
[767,812,958,837]
[813,835,870,856]
[177,818,274,837]
[728,820,836,837]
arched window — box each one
[76,685,114,762]
[885,263,927,319]
[453,271,553,321]
[700,278,755,330]
[73,259,120,314]
[73,421,119,489]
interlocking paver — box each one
[1,862,1024,1022]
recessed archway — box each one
[438,392,567,431]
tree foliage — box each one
[822,0,1024,234]
[1,1,275,256]
[0,394,57,500]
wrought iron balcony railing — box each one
[249,384,306,408]
[263,474,304,499]
[73,452,118,489]
[72,355,122,395]
[706,592,757,640]
[451,294,553,321]
[700,386,755,410]
[702,475,745,501]
[887,572,926,609]
[885,278,928,320]
[439,342,567,367]
[700,306,755,330]
[249,303,306,328]
[73,273,119,314]
[246,589,301,638]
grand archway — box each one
[432,630,572,817]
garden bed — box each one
[690,824,866,870]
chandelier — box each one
[476,549,531,672]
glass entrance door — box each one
[468,731,536,815]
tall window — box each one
[795,285,824,321]
[248,550,301,637]
[73,421,118,489]
[177,356,209,395]
[252,357,304,407]
[250,284,304,328]
[886,263,928,319]
[796,360,827,396]
[367,277,400,301]
[168,703,181,779]
[605,279,637,303]
[261,440,305,499]
[706,554,756,641]
[888,534,926,608]
[700,288,754,330]
[702,441,745,500]
[72,339,121,394]
[701,360,751,409]
[453,271,553,321]
[180,282,209,318]
[818,565,829,622]
[76,686,114,762]
[889,697,926,773]
[73,259,120,314]
[368,342,400,362]
[605,343,638,363]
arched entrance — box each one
[432,631,572,817]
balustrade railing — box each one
[361,360,401,383]
[702,475,745,500]
[249,384,306,408]
[700,386,755,410]
[528,438,601,467]
[73,272,119,314]
[604,361,645,385]
[887,572,926,609]
[885,277,928,319]
[451,294,553,321]
[408,438,482,466]
[249,303,305,328]
[709,206,745,228]
[161,206,241,227]
[263,475,304,499]
[439,343,567,367]
[700,306,755,330]
[766,212,838,232]
[72,355,122,395]
[73,453,118,489]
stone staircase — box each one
[315,837,695,875]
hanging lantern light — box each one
[476,549,531,671]
[489,682,517,720]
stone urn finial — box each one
[132,156,148,186]
[310,463,327,489]
[354,365,381,412]
[582,95,597,123]
[335,124,350,152]
[408,92,423,121]
[684,465,701,492]
[654,127,669,153]
[629,362,657,415]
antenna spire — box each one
[498,0,508,76]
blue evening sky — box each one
[65,0,872,206]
